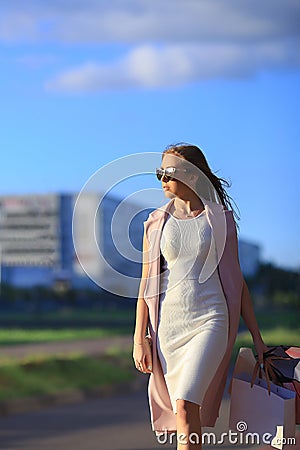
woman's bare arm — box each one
[133,232,150,343]
[133,230,152,373]
[133,297,149,343]
[241,278,269,363]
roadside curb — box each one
[0,373,147,416]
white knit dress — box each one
[157,211,229,414]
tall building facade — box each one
[0,194,60,287]
[0,193,151,297]
[238,239,261,277]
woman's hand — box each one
[133,337,152,374]
[253,336,269,367]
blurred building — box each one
[0,193,150,297]
[0,194,61,287]
[238,239,261,277]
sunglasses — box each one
[156,167,188,182]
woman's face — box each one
[160,153,198,200]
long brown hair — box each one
[162,143,240,227]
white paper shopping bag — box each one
[229,372,296,439]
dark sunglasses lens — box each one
[156,168,175,182]
[156,169,163,180]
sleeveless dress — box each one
[157,210,229,414]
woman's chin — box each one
[164,191,176,198]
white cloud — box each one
[45,42,300,92]
[1,0,299,90]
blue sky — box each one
[0,0,299,270]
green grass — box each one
[241,308,299,331]
[231,326,300,365]
[0,350,134,401]
[234,308,300,363]
[0,327,133,346]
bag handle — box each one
[263,358,280,382]
[251,352,293,394]
[251,360,272,395]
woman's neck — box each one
[173,196,204,214]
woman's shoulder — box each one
[144,199,173,223]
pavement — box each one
[0,377,298,450]
[0,335,134,361]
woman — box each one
[133,143,268,449]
